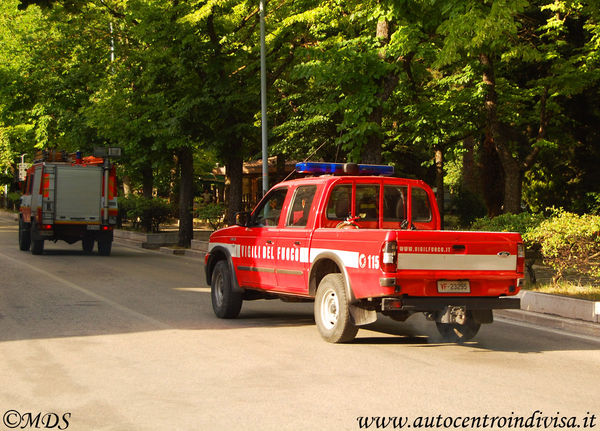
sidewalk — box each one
[2,209,598,339]
[0,209,18,222]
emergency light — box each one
[295,162,394,176]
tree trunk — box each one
[461,137,480,196]
[480,137,504,216]
[502,160,523,214]
[360,17,397,164]
[122,175,132,197]
[479,53,506,216]
[178,147,194,247]
[434,145,444,229]
[170,152,179,207]
[141,163,153,199]
[225,149,243,226]
[276,154,286,184]
[479,54,546,214]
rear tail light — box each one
[517,243,525,274]
[41,224,53,230]
[380,240,398,273]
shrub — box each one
[120,195,174,232]
[453,188,487,227]
[7,192,22,210]
[0,172,14,186]
[527,210,600,283]
[470,212,544,250]
[118,195,135,224]
[195,202,225,230]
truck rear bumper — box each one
[382,296,520,312]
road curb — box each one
[518,290,600,323]
[495,309,600,339]
[0,210,18,222]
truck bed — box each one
[310,228,522,299]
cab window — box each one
[412,187,432,222]
[355,185,379,222]
[383,185,407,227]
[286,185,317,228]
[325,184,352,222]
[251,187,288,227]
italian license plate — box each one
[87,225,100,231]
[437,280,470,293]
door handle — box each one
[266,240,274,244]
[294,241,301,246]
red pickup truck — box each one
[205,162,524,343]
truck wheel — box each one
[31,238,44,255]
[98,238,112,256]
[435,313,481,343]
[314,274,358,343]
[82,236,95,254]
[211,260,243,318]
[19,218,31,251]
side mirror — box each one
[235,211,251,227]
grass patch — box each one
[527,282,600,301]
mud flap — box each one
[349,304,377,326]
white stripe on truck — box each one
[397,253,516,271]
[209,242,516,272]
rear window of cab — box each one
[323,181,435,230]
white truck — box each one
[18,150,119,256]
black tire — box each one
[82,236,95,254]
[31,238,44,255]
[314,273,358,343]
[435,312,481,343]
[98,238,112,256]
[19,218,31,251]
[211,260,243,319]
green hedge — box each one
[527,210,600,282]
[471,211,600,283]
[194,201,225,230]
[7,192,21,210]
[119,195,174,233]
[469,212,544,250]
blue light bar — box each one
[295,162,394,176]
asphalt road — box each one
[1,215,599,431]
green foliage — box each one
[1,0,599,221]
[120,194,174,233]
[587,193,600,215]
[194,201,225,230]
[0,171,14,186]
[527,210,600,282]
[453,188,487,227]
[6,191,22,210]
[470,212,545,249]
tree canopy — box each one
[1,0,599,230]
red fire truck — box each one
[18,149,120,256]
[205,162,524,343]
